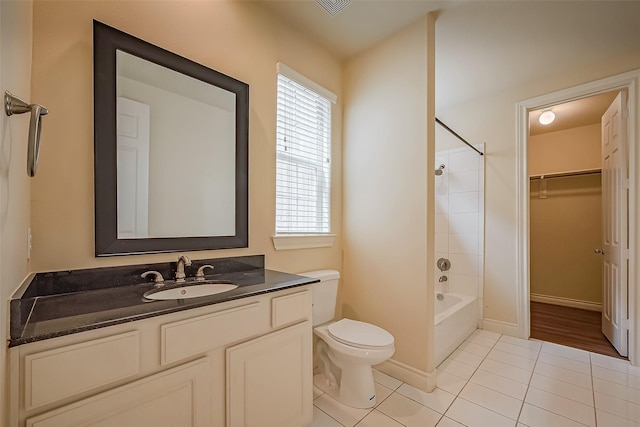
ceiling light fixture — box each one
[538,110,556,125]
[315,0,351,16]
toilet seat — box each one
[327,319,394,349]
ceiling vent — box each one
[315,0,351,16]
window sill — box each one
[271,234,336,251]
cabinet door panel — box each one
[162,302,262,365]
[227,321,312,427]
[271,290,311,328]
[24,331,140,410]
[26,358,210,427]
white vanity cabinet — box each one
[9,286,312,427]
[227,290,313,427]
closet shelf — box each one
[529,168,602,180]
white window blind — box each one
[275,68,333,234]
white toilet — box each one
[302,270,395,409]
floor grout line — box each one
[526,383,595,408]
[532,366,594,390]
[589,352,599,427]
[522,401,593,427]
[514,335,542,426]
[453,395,523,423]
[314,405,347,427]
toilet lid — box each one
[328,319,394,348]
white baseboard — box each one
[482,318,520,337]
[530,293,602,312]
[374,358,436,392]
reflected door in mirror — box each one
[117,97,150,238]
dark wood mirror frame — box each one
[93,20,248,256]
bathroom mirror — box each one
[94,21,248,256]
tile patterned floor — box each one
[309,329,640,427]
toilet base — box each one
[314,373,341,402]
[313,367,377,409]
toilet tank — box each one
[299,270,340,326]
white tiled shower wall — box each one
[435,144,485,304]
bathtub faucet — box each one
[438,275,448,282]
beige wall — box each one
[436,124,464,152]
[1,1,33,424]
[530,175,602,303]
[30,1,343,274]
[343,15,435,376]
[529,124,602,176]
[438,43,640,329]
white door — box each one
[601,91,629,357]
[117,97,150,238]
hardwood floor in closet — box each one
[530,301,625,359]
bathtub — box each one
[435,293,478,367]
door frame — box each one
[516,69,640,365]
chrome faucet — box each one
[141,270,165,287]
[175,255,192,283]
[195,264,214,281]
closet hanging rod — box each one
[435,117,484,156]
[529,168,602,180]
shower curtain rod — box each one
[436,118,484,156]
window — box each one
[274,64,336,248]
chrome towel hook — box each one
[4,91,48,177]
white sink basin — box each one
[144,282,238,300]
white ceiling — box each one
[258,0,640,126]
[258,0,443,60]
[529,91,619,136]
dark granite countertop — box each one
[9,255,317,347]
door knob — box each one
[594,249,605,255]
